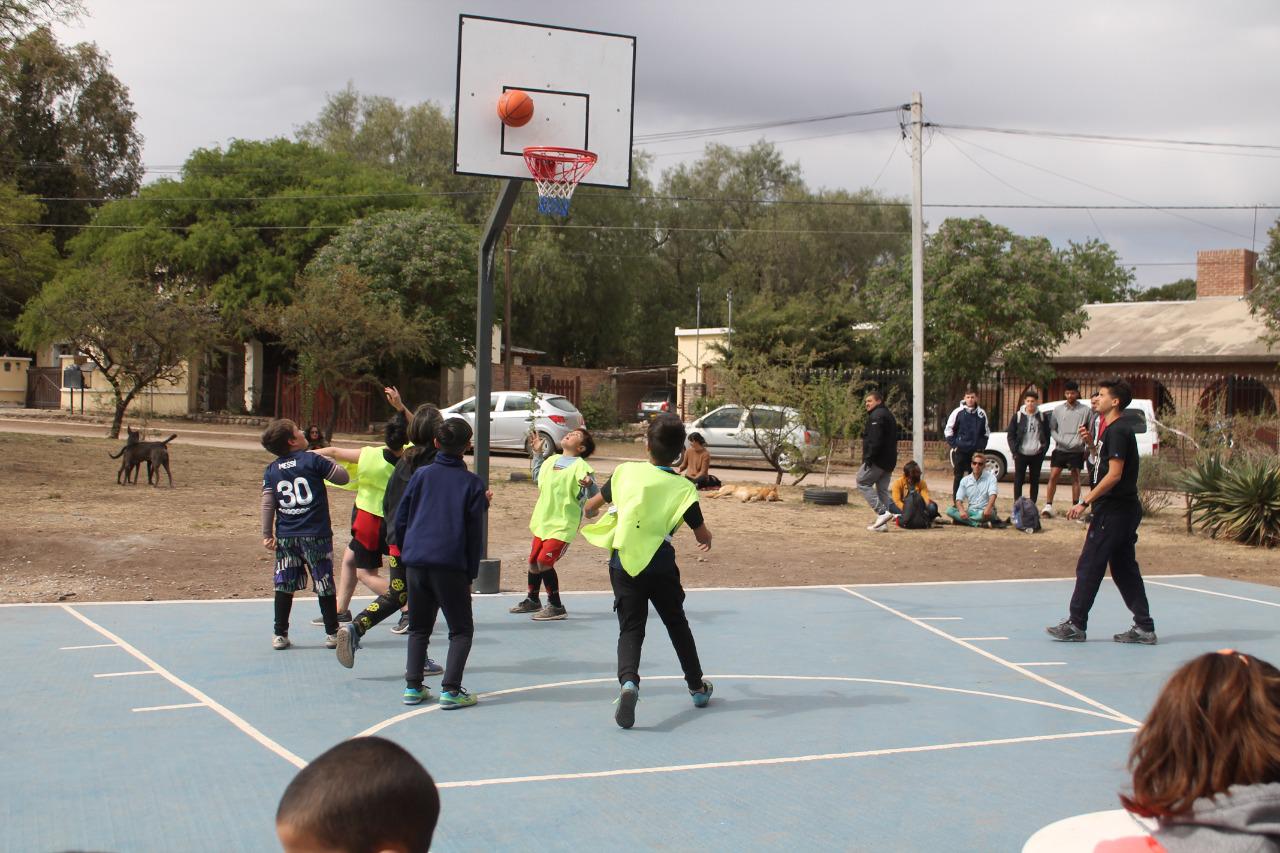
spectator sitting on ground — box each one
[1096,650,1280,852]
[946,455,1007,528]
[677,432,721,490]
[891,461,940,528]
[276,736,440,853]
[304,424,327,450]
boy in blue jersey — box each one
[261,419,350,650]
[394,418,489,709]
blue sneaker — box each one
[614,681,639,729]
[402,686,430,705]
[335,625,360,669]
[690,680,714,708]
[423,658,444,677]
[439,688,477,710]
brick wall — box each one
[1196,249,1257,298]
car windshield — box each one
[642,390,670,402]
[545,396,578,413]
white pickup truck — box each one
[981,398,1158,481]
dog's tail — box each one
[160,434,178,445]
[108,447,126,459]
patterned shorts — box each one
[274,536,334,595]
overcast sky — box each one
[57,0,1280,289]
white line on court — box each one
[957,637,1008,641]
[838,587,1142,726]
[60,643,117,650]
[0,574,1207,607]
[1013,662,1068,667]
[132,702,206,713]
[356,672,1132,740]
[60,605,306,769]
[1146,580,1280,608]
[435,728,1137,789]
[93,670,158,678]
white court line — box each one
[838,587,1142,726]
[133,702,206,713]
[1015,662,1068,667]
[435,728,1136,790]
[0,574,1207,607]
[93,670,158,678]
[60,643,117,650]
[957,637,1008,641]
[357,672,1131,739]
[61,605,306,769]
[1146,580,1280,609]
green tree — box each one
[1063,238,1135,303]
[0,180,57,348]
[0,0,82,44]
[1135,277,1196,302]
[0,26,143,244]
[713,345,813,484]
[265,265,426,436]
[306,207,478,368]
[868,217,1092,387]
[1248,219,1280,345]
[16,266,219,436]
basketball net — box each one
[523,146,597,217]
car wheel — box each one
[984,453,1007,481]
[524,431,557,455]
[803,487,848,506]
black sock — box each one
[318,595,339,634]
[526,571,542,603]
[544,569,562,608]
[273,591,293,636]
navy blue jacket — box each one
[945,404,990,452]
[394,453,487,577]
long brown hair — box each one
[1122,651,1280,818]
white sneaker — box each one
[867,511,893,531]
[272,635,290,651]
[324,633,338,649]
[1041,504,1054,518]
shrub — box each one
[577,385,621,430]
[690,394,724,418]
[1137,455,1176,517]
[1178,452,1280,548]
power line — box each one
[0,220,910,236]
[926,122,1280,153]
[635,105,906,143]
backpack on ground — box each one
[1012,496,1041,533]
[899,488,930,529]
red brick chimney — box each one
[1196,248,1257,298]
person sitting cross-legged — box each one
[946,455,1006,528]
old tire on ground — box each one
[803,487,849,506]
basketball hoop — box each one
[523,146,597,217]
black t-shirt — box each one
[600,469,705,530]
[1093,413,1140,509]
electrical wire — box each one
[635,105,906,143]
[926,122,1280,153]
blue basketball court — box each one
[4,573,1279,852]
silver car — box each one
[442,391,586,454]
[685,404,821,468]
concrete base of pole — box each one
[474,558,502,594]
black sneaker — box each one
[312,609,351,627]
[614,681,639,729]
[389,612,410,635]
[1045,619,1086,642]
[1114,626,1158,645]
[509,598,541,614]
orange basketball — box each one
[497,89,534,127]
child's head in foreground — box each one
[647,414,685,466]
[1122,650,1280,819]
[560,428,595,459]
[262,419,305,457]
[434,417,472,457]
[276,736,439,853]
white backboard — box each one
[454,15,636,189]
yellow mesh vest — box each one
[529,455,595,542]
[581,462,698,577]
[354,445,395,516]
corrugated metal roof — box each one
[1053,297,1279,364]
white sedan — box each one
[685,404,821,468]
[982,398,1158,481]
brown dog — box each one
[708,484,781,502]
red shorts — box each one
[528,536,570,569]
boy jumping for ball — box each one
[260,419,350,650]
[509,429,598,621]
[582,414,714,729]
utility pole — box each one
[726,288,733,351]
[910,92,925,467]
[503,227,513,391]
[694,285,702,392]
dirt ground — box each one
[1,431,1276,604]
